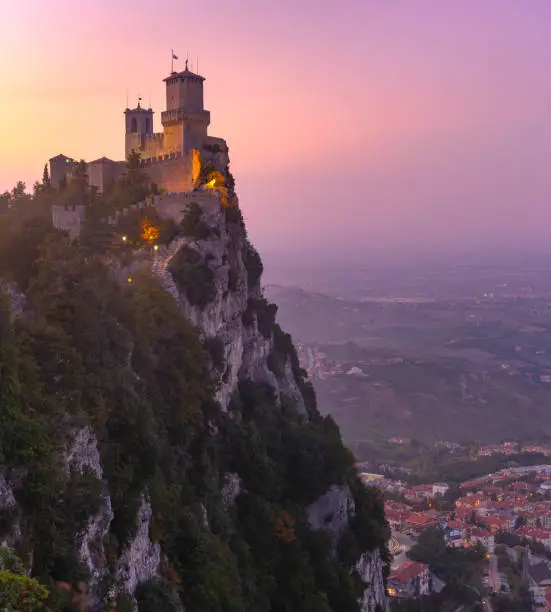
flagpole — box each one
[171,49,174,73]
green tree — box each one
[42,164,51,188]
[111,150,150,206]
[0,547,49,610]
[59,174,68,192]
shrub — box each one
[224,204,243,226]
[136,578,181,611]
[255,299,278,339]
[243,242,263,287]
[168,246,217,309]
[181,202,212,241]
[242,299,255,327]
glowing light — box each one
[206,178,216,188]
[153,244,159,251]
[140,218,160,244]
[122,235,127,242]
[127,276,133,283]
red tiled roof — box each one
[447,520,465,529]
[389,561,429,584]
[471,528,492,537]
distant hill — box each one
[265,283,551,445]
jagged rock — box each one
[2,281,26,319]
[356,550,389,612]
[65,427,114,587]
[115,497,160,595]
[221,472,241,509]
[307,484,356,555]
[0,471,16,509]
[65,426,104,478]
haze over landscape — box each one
[5,2,551,610]
[4,0,551,264]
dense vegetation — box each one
[355,436,551,487]
[408,528,487,607]
[0,171,389,610]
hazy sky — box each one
[2,1,551,264]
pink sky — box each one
[2,1,551,262]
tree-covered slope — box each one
[0,169,389,611]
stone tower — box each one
[124,101,154,159]
[161,65,211,153]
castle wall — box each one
[153,190,221,223]
[125,133,143,159]
[50,156,73,189]
[141,133,165,159]
[140,151,194,193]
[52,204,86,238]
[166,80,180,112]
[162,123,183,155]
[184,120,208,151]
[88,161,124,194]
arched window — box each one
[130,117,138,133]
[145,117,151,133]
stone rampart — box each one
[141,133,165,159]
[139,151,194,193]
[51,205,86,238]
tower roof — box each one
[124,105,153,114]
[164,68,205,83]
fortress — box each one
[49,62,229,195]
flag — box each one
[172,52,178,60]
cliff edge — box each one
[0,168,390,610]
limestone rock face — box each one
[1,178,388,611]
[308,485,389,610]
[151,191,306,413]
[2,281,27,319]
[307,484,356,556]
[115,497,160,596]
[150,192,389,611]
[0,470,19,546]
[221,472,242,509]
[356,550,389,612]
[65,427,114,588]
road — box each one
[390,530,415,569]
[488,553,500,593]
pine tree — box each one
[42,164,50,188]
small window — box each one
[130,117,137,133]
[145,117,151,133]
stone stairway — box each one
[150,235,189,303]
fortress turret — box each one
[124,101,154,159]
[161,64,210,152]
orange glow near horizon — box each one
[4,1,551,259]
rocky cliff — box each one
[0,168,390,610]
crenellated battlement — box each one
[138,151,185,166]
[50,67,227,197]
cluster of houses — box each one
[369,464,551,606]
[477,441,551,457]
